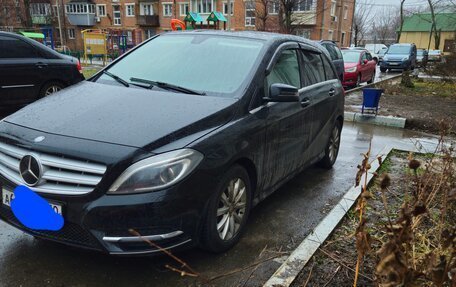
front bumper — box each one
[342,71,358,87]
[380,60,410,70]
[0,170,217,255]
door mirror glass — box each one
[264,83,299,102]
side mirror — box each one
[264,83,299,103]
[363,59,368,64]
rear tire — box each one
[39,81,65,98]
[318,122,342,169]
[356,74,362,87]
[200,165,252,253]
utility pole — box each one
[227,0,232,30]
[56,0,64,48]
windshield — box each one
[96,34,265,95]
[417,50,425,55]
[387,45,411,54]
[341,50,361,63]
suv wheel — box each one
[318,122,342,169]
[380,67,387,73]
[201,165,252,253]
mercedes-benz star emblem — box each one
[19,155,42,186]
[34,136,45,143]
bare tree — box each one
[426,0,441,49]
[372,7,400,44]
[255,0,272,31]
[353,0,374,46]
[397,0,406,42]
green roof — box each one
[19,31,45,39]
[207,11,227,22]
[401,13,456,32]
[184,12,204,22]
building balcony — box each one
[137,15,159,27]
[67,14,95,26]
[31,15,53,25]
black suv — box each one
[0,31,344,255]
[0,32,84,108]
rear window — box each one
[0,36,39,58]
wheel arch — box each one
[39,79,68,97]
[233,157,258,196]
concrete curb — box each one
[344,112,406,128]
[263,146,393,287]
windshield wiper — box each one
[102,71,130,87]
[130,77,205,96]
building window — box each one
[341,31,346,46]
[180,3,189,16]
[292,0,312,12]
[330,1,336,16]
[267,1,279,14]
[30,3,51,16]
[294,28,311,39]
[68,28,75,39]
[343,5,348,19]
[113,5,121,25]
[222,1,234,15]
[126,4,135,17]
[328,30,333,41]
[65,3,95,14]
[140,3,154,15]
[163,3,172,17]
[127,31,133,44]
[245,1,255,27]
[145,29,155,39]
[96,4,106,17]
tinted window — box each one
[98,34,265,95]
[365,52,372,61]
[321,43,339,61]
[267,49,301,89]
[321,55,337,80]
[300,50,326,85]
[0,36,39,58]
[361,52,368,62]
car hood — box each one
[5,81,237,150]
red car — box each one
[341,49,376,88]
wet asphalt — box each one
[0,121,439,287]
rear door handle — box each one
[329,88,336,96]
[301,97,310,108]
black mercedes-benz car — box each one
[0,32,84,108]
[0,31,344,255]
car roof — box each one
[163,30,326,51]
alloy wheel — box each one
[44,85,61,96]
[216,177,247,241]
[328,125,340,163]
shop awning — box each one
[184,12,204,22]
[19,32,45,39]
[207,11,227,22]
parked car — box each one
[378,48,388,63]
[364,43,388,55]
[417,49,429,66]
[380,43,417,72]
[318,40,344,81]
[428,49,442,62]
[0,31,344,255]
[350,47,379,63]
[0,32,84,108]
[341,48,377,88]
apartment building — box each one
[0,0,354,52]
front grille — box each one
[0,142,106,195]
[0,205,101,249]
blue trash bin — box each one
[362,88,383,115]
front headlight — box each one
[108,149,204,194]
[345,67,357,72]
[402,56,409,61]
[383,56,389,61]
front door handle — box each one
[301,97,310,107]
[329,88,336,96]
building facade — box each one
[0,0,354,52]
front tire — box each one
[367,71,375,84]
[318,122,342,169]
[380,67,387,73]
[200,165,252,253]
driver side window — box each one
[266,49,301,90]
